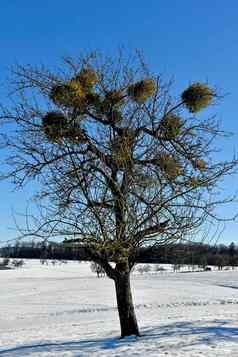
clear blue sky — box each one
[0,0,238,245]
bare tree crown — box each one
[0,51,237,271]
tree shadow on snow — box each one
[0,320,238,356]
[142,319,238,349]
[0,336,135,357]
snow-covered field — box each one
[1,260,238,356]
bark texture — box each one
[114,272,139,338]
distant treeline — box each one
[0,241,237,268]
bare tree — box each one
[0,51,237,337]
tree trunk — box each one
[114,272,139,338]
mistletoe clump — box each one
[75,67,98,91]
[88,91,124,122]
[50,81,86,109]
[42,111,87,144]
[50,83,74,107]
[158,154,182,178]
[160,114,182,138]
[85,92,101,107]
[128,78,156,103]
[90,240,130,266]
[49,68,97,109]
[182,82,214,113]
[68,79,85,98]
[84,92,123,122]
[108,240,130,264]
[190,176,199,188]
[65,125,87,144]
[112,128,135,168]
[104,90,124,108]
[193,159,206,170]
[42,111,68,142]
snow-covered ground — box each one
[1,260,238,356]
